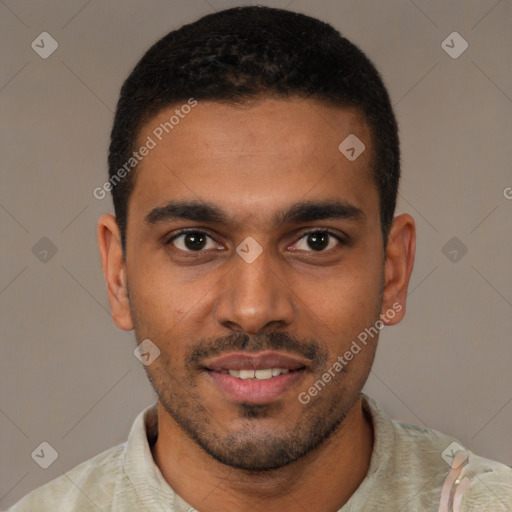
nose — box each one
[214,246,295,335]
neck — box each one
[151,395,374,512]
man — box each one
[9,5,511,512]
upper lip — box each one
[203,351,310,372]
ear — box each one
[97,214,133,331]
[380,213,416,325]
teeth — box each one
[239,369,255,379]
[255,369,273,380]
[227,368,290,380]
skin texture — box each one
[98,98,415,512]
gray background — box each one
[1,0,511,508]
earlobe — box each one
[97,214,133,331]
[380,214,416,326]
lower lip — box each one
[207,370,305,404]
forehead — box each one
[128,98,378,229]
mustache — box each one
[187,331,328,368]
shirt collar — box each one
[112,404,191,511]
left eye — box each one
[293,231,341,252]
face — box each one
[99,98,414,471]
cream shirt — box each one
[7,394,512,511]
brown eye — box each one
[168,231,216,252]
[294,230,341,252]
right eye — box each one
[167,230,220,252]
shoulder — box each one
[6,443,125,512]
[392,417,512,510]
[360,395,512,510]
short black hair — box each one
[108,6,400,251]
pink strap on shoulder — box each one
[437,450,470,512]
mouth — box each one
[202,351,309,404]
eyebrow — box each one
[145,199,366,227]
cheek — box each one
[311,261,383,334]
[127,264,180,335]
[128,258,216,349]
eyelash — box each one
[165,228,346,254]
